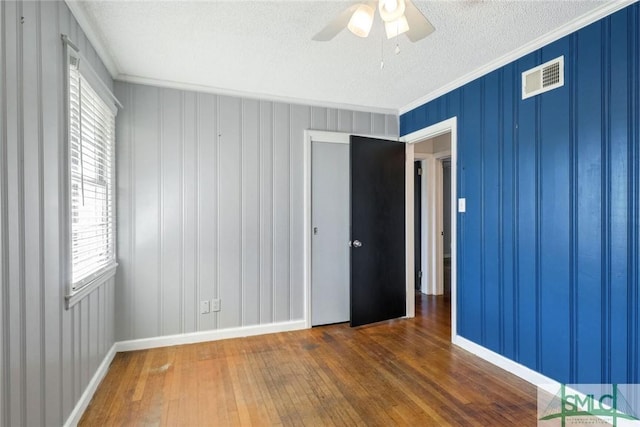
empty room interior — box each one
[1,0,640,425]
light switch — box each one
[458,198,466,213]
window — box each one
[64,35,118,306]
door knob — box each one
[352,239,362,248]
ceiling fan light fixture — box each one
[348,4,375,38]
[384,15,410,39]
[378,0,405,22]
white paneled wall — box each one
[0,1,115,425]
[115,81,398,341]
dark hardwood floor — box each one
[80,294,538,426]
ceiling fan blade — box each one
[312,4,360,41]
[404,0,435,42]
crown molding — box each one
[64,0,119,78]
[399,0,638,115]
[116,74,398,116]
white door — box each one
[311,141,350,326]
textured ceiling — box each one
[74,0,611,113]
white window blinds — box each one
[68,62,116,291]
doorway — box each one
[304,131,407,329]
[412,137,450,296]
[403,117,458,341]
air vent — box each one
[522,56,564,99]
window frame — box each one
[63,35,119,308]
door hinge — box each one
[417,167,422,176]
[418,270,423,278]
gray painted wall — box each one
[115,81,398,340]
[1,1,115,425]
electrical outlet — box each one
[200,300,210,314]
[211,298,221,312]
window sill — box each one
[65,263,118,309]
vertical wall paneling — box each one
[259,101,274,324]
[608,9,630,384]
[500,63,516,361]
[600,17,612,385]
[243,99,260,326]
[337,109,353,133]
[327,109,338,132]
[6,2,26,424]
[197,93,217,332]
[399,3,640,385]
[568,29,578,384]
[633,4,640,385]
[218,95,242,329]
[459,80,482,344]
[482,71,501,353]
[372,113,386,136]
[157,89,164,335]
[272,102,290,324]
[310,106,326,131]
[115,82,397,340]
[194,94,201,330]
[0,0,7,423]
[133,84,160,339]
[215,95,221,330]
[161,88,181,336]
[515,51,538,371]
[289,105,310,320]
[386,114,397,137]
[22,2,44,423]
[114,81,133,342]
[538,36,571,381]
[1,1,117,425]
[479,79,486,346]
[183,91,197,333]
[353,111,371,135]
[575,21,604,384]
[43,2,63,423]
[499,64,520,364]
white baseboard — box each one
[115,320,307,352]
[452,336,637,424]
[452,335,555,387]
[63,343,117,427]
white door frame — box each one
[303,130,414,328]
[401,117,458,341]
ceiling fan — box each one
[312,0,435,42]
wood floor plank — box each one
[80,295,539,426]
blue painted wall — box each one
[401,3,639,385]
